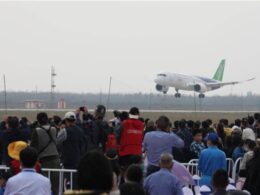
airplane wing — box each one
[206,77,255,88]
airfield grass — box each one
[0,110,254,124]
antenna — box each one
[3,74,7,114]
[50,66,57,109]
[106,77,112,111]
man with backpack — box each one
[30,112,60,195]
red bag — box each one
[105,133,118,151]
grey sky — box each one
[0,1,259,96]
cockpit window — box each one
[157,74,167,77]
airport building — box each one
[25,100,46,109]
[57,98,66,109]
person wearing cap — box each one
[30,112,60,195]
[118,107,144,168]
[198,132,227,187]
[58,111,85,189]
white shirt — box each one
[4,168,52,195]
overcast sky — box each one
[0,1,259,96]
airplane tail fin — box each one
[213,59,225,81]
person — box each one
[4,147,51,195]
[221,119,232,136]
[243,147,260,195]
[144,120,156,135]
[64,151,113,195]
[232,135,245,162]
[8,141,41,175]
[118,107,144,168]
[144,116,184,176]
[30,112,60,195]
[2,116,29,165]
[211,169,248,195]
[58,112,85,169]
[124,164,143,185]
[190,129,206,158]
[120,183,145,195]
[198,132,226,187]
[144,153,183,195]
[242,119,256,142]
[239,139,256,177]
[58,111,85,189]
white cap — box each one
[64,112,76,120]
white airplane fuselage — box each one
[154,72,220,94]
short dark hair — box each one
[20,147,38,168]
[254,113,260,120]
[156,116,170,131]
[78,151,113,192]
[248,116,254,126]
[37,112,49,125]
[7,116,19,129]
[129,107,140,116]
[235,119,241,127]
[193,129,202,137]
[245,139,256,150]
[212,169,229,189]
[125,164,143,184]
[120,183,145,195]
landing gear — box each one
[199,93,205,98]
[163,91,167,94]
[175,93,181,98]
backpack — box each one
[105,133,118,151]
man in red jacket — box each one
[118,107,144,168]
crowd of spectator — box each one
[0,106,260,195]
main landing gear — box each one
[199,93,205,98]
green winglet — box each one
[213,59,225,81]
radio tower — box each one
[50,66,56,109]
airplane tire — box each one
[175,93,181,98]
[199,94,205,98]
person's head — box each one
[206,132,219,146]
[20,117,29,127]
[146,120,155,129]
[248,116,254,126]
[179,120,186,129]
[119,111,129,122]
[193,121,201,130]
[202,121,209,129]
[254,113,260,121]
[19,146,38,168]
[206,119,213,126]
[244,139,256,152]
[37,112,49,126]
[234,119,241,127]
[193,129,203,142]
[187,120,194,129]
[64,112,76,126]
[6,116,19,129]
[156,116,170,132]
[129,107,140,119]
[52,115,62,127]
[95,105,106,120]
[212,169,229,190]
[221,119,229,127]
[125,164,143,184]
[119,183,145,195]
[159,153,173,170]
[78,151,113,192]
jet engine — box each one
[194,84,207,92]
[156,84,169,94]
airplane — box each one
[154,59,255,98]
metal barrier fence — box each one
[0,158,240,195]
[0,166,77,195]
